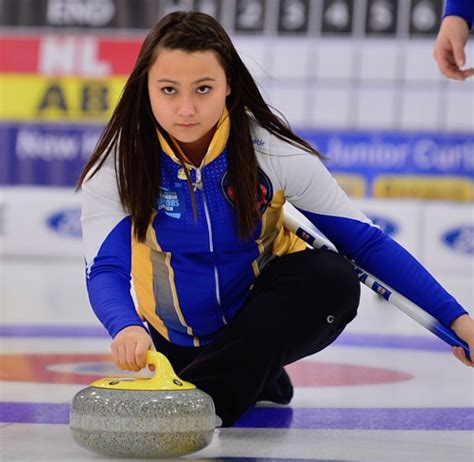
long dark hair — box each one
[77,11,321,241]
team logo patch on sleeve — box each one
[221,168,273,215]
[157,187,186,219]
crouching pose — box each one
[78,11,474,427]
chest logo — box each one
[157,187,186,219]
[221,168,273,215]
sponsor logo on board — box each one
[442,226,474,255]
[46,207,82,237]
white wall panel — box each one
[266,85,309,127]
[359,42,401,82]
[234,38,269,81]
[355,87,398,129]
[445,84,474,133]
[312,86,351,128]
[271,40,312,80]
[403,40,443,82]
[0,187,82,257]
[315,40,356,81]
[401,88,440,130]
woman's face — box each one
[148,48,230,150]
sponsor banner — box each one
[0,75,125,122]
[373,176,474,202]
[0,35,142,75]
[0,187,83,257]
[299,129,474,202]
[2,123,473,202]
[422,203,474,275]
[0,123,103,186]
[331,174,366,198]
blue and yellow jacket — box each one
[81,111,467,347]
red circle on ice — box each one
[0,353,412,386]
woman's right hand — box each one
[111,325,154,371]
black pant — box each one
[149,248,360,427]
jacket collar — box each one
[157,107,230,167]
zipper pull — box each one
[193,168,203,191]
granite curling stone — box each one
[70,350,215,458]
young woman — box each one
[78,11,474,427]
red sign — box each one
[0,35,143,75]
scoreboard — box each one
[0,0,447,37]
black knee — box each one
[285,249,361,324]
[314,250,360,312]
[283,250,360,359]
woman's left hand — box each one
[450,314,474,367]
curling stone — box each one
[70,350,215,458]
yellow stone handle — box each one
[91,350,196,391]
[144,350,196,390]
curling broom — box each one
[283,203,471,359]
